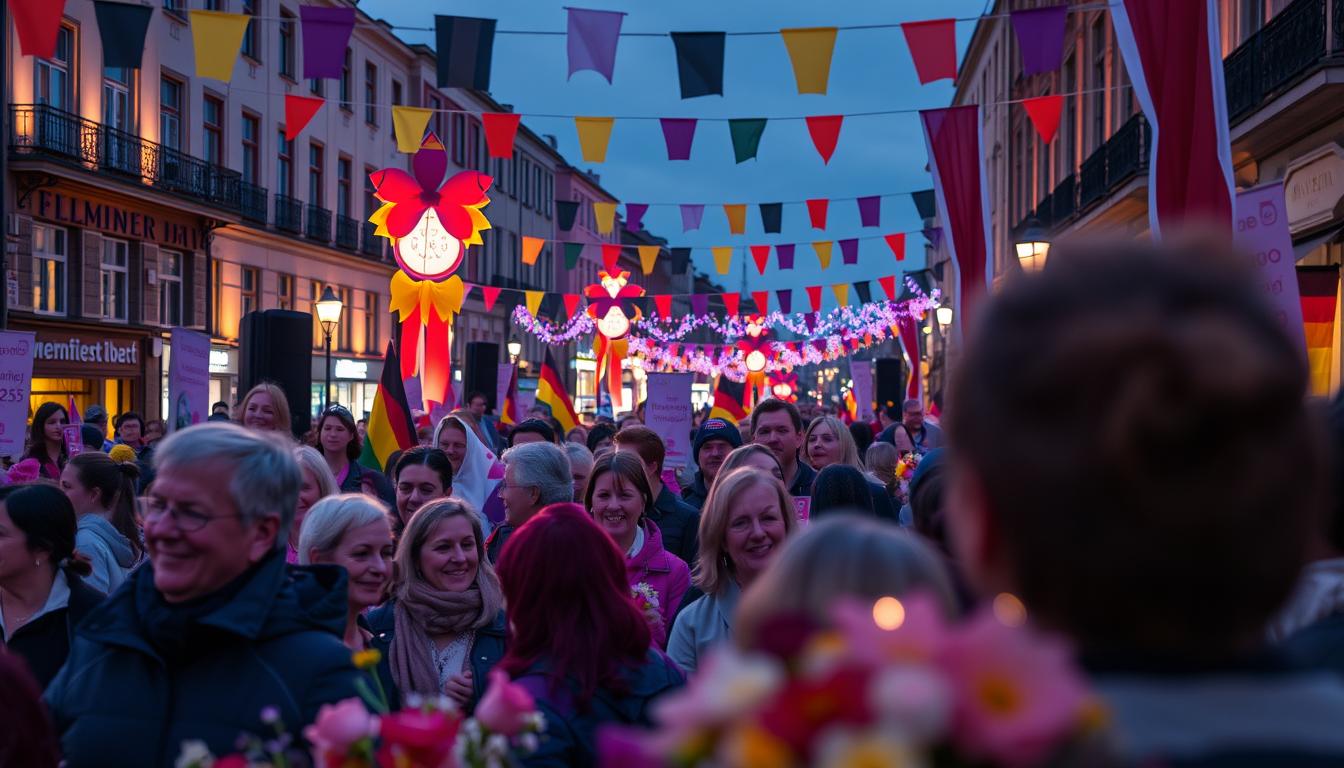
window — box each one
[1060,53,1075,177]
[241,112,260,184]
[277,131,293,195]
[364,62,378,125]
[510,150,520,199]
[308,142,324,205]
[203,94,223,165]
[278,9,296,79]
[337,156,352,217]
[339,287,354,351]
[159,250,184,326]
[391,80,403,138]
[520,156,531,207]
[277,273,294,310]
[339,50,352,110]
[364,165,378,217]
[241,267,259,317]
[103,67,133,131]
[310,281,324,347]
[364,292,379,352]
[32,224,66,315]
[309,77,323,96]
[205,0,223,9]
[1090,19,1106,151]
[34,26,73,110]
[451,113,466,165]
[163,0,185,17]
[210,259,222,333]
[241,0,259,61]
[469,120,481,171]
[160,77,183,151]
[426,92,444,139]
[100,238,129,322]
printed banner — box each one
[168,328,211,432]
[0,332,36,457]
[1233,184,1307,358]
[850,359,873,421]
[645,373,694,467]
[497,363,515,414]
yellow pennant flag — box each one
[575,117,615,163]
[521,236,544,266]
[712,246,733,275]
[525,290,544,317]
[723,204,747,235]
[191,11,251,82]
[637,245,659,275]
[813,241,833,269]
[832,283,849,307]
[392,107,434,153]
[780,27,839,95]
[593,202,617,235]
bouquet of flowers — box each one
[895,451,922,482]
[632,582,664,637]
[598,594,1111,768]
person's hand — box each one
[444,670,474,707]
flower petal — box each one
[370,168,422,203]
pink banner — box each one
[921,106,991,339]
[1233,183,1308,358]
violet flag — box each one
[857,196,881,228]
[661,118,697,160]
[625,203,648,232]
[840,238,859,265]
[776,289,793,314]
[300,6,356,79]
[776,243,796,270]
[567,7,626,83]
[681,204,705,232]
[1010,5,1068,77]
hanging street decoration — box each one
[585,270,645,408]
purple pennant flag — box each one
[776,289,793,314]
[625,203,648,232]
[681,204,705,232]
[660,118,697,161]
[923,226,944,249]
[840,238,859,265]
[567,7,626,83]
[775,243,796,270]
[300,6,356,79]
[1011,5,1068,76]
[805,313,819,333]
[691,294,709,317]
[857,196,881,228]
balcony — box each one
[335,214,359,250]
[275,194,302,234]
[1075,115,1150,215]
[1078,149,1107,211]
[1050,175,1076,223]
[240,181,268,224]
[305,204,331,243]
[10,103,242,215]
[361,222,384,260]
[1224,0,1341,122]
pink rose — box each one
[302,697,378,760]
[213,756,249,768]
[6,458,41,485]
[475,669,536,737]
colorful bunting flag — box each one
[807,198,829,229]
[806,115,844,164]
[712,246,733,275]
[654,295,672,318]
[660,118,697,161]
[724,204,747,235]
[600,244,622,274]
[1011,5,1068,76]
[853,281,872,305]
[521,236,544,266]
[776,243,796,270]
[923,226,944,249]
[923,105,991,336]
[191,11,250,82]
[912,189,937,220]
[691,295,709,316]
[671,247,691,274]
[813,241,833,269]
[638,245,659,275]
[593,202,617,235]
[12,0,67,59]
[840,238,859,265]
[729,118,767,163]
[483,113,521,158]
[858,196,881,228]
[435,15,496,89]
[392,107,433,152]
[780,27,838,95]
[750,245,771,275]
[94,1,154,69]
[902,19,957,84]
[557,201,580,232]
[300,6,355,79]
[574,117,615,163]
[884,233,906,261]
[722,292,740,317]
[481,285,501,312]
[776,289,793,314]
[806,285,823,312]
[1300,267,1340,396]
[562,293,582,318]
[567,8,625,83]
[752,290,770,314]
[525,291,544,317]
[681,204,705,232]
[878,275,897,300]
[1023,95,1064,144]
[564,241,584,269]
[832,283,850,307]
[624,203,649,232]
[671,31,726,98]
[284,95,325,141]
[760,203,783,234]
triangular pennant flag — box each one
[691,295,709,317]
[681,204,705,232]
[191,11,250,81]
[671,248,691,274]
[481,285,501,312]
[901,19,957,84]
[557,201,580,232]
[461,285,476,308]
[776,243,796,270]
[832,284,850,307]
[525,291,544,317]
[521,236,545,266]
[654,295,672,318]
[574,117,615,163]
[625,203,649,232]
[728,118,767,163]
[93,1,154,69]
[483,113,521,159]
[806,198,829,230]
[759,203,783,234]
[567,7,626,82]
[724,204,747,235]
[392,107,434,152]
[776,289,793,314]
[751,290,770,315]
[806,115,844,164]
[878,275,897,300]
[813,241,833,269]
[564,241,584,269]
[671,31,726,98]
[750,245,771,275]
[806,285,823,312]
[593,202,617,235]
[712,246,733,275]
[857,196,881,228]
[923,226,944,249]
[601,243,622,273]
[12,0,67,59]
[1011,5,1068,77]
[1023,94,1065,144]
[563,294,581,317]
[884,233,906,261]
[722,292,741,317]
[660,118,697,161]
[853,281,872,305]
[637,245,659,275]
[912,189,937,221]
[300,6,356,79]
[284,95,325,141]
[840,238,859,265]
[435,15,496,89]
[780,27,838,95]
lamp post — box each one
[315,287,343,410]
[936,305,954,328]
[507,336,522,365]
[1015,218,1052,272]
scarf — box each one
[389,580,486,696]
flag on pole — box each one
[498,364,521,427]
[709,376,748,424]
[359,342,418,472]
[537,350,579,434]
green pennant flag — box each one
[728,118,767,164]
[564,241,584,269]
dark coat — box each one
[679,472,710,511]
[364,603,507,714]
[45,554,361,768]
[1283,612,1344,677]
[1,574,104,688]
[647,487,700,566]
[485,522,514,564]
[788,460,818,498]
[341,461,396,508]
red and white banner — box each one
[1111,0,1234,237]
[896,315,923,403]
[921,106,992,341]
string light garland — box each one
[637,293,938,342]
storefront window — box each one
[100,238,129,321]
[35,26,73,110]
[160,250,184,326]
[32,224,66,315]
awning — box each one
[1293,223,1344,262]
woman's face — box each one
[314,519,394,610]
[295,467,325,538]
[143,422,164,444]
[243,392,278,431]
[589,471,643,550]
[319,417,353,459]
[0,503,40,585]
[396,464,449,525]
[418,515,479,593]
[806,425,842,470]
[723,486,789,586]
[43,410,67,443]
[437,425,468,474]
[59,464,102,516]
[734,452,784,481]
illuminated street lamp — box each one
[315,286,343,409]
[507,336,522,364]
[1015,218,1051,272]
[936,306,953,328]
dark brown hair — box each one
[584,451,655,521]
[0,484,93,578]
[612,425,666,474]
[68,452,144,560]
[750,398,803,434]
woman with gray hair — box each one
[288,445,338,563]
[562,442,595,502]
[298,494,395,653]
[365,498,506,712]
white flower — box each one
[518,732,540,754]
[485,733,510,756]
[652,646,784,729]
[868,666,952,744]
[174,740,214,768]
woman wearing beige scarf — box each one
[365,499,507,711]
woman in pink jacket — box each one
[585,452,689,648]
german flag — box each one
[1300,267,1340,396]
[709,376,748,424]
[498,363,520,426]
[537,349,579,434]
[358,342,418,472]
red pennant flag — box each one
[13,0,67,58]
[806,285,822,312]
[668,343,680,358]
[751,290,770,314]
[806,198,829,229]
[284,95,325,141]
[884,233,906,261]
[901,19,958,84]
[601,244,622,273]
[654,294,672,318]
[483,113,522,159]
[750,245,771,275]
[1022,94,1064,144]
[805,115,844,164]
[481,285,501,312]
[722,292,740,317]
[563,293,581,317]
[878,275,897,300]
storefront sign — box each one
[168,328,211,432]
[34,335,139,366]
[0,331,36,457]
[334,359,369,379]
[19,186,208,251]
[1285,146,1344,233]
[209,349,231,372]
[645,373,693,468]
[1235,183,1308,358]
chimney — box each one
[543,134,558,149]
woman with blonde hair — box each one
[289,446,337,563]
[715,444,783,486]
[234,383,292,436]
[667,468,797,672]
[298,494,395,652]
[804,415,898,522]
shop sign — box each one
[19,186,208,251]
[0,331,36,457]
[334,359,369,379]
[1285,145,1344,233]
[209,349,233,373]
[34,336,138,365]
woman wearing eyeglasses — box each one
[316,405,395,507]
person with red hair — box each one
[497,503,683,766]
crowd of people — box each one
[5,239,1344,765]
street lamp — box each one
[507,336,522,364]
[1015,218,1051,272]
[315,286,343,410]
[936,305,954,328]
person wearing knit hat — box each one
[107,444,137,464]
[681,418,743,510]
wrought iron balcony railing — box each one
[335,214,359,250]
[305,204,331,243]
[275,194,303,234]
[240,181,268,224]
[361,222,384,260]
[1224,0,1340,121]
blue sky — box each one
[361,0,987,300]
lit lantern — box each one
[369,134,492,411]
[736,315,772,405]
[584,270,645,408]
[769,371,798,403]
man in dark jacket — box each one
[45,423,361,768]
[680,418,742,510]
[613,425,700,566]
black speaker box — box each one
[465,342,501,411]
[239,309,313,437]
[874,357,908,412]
